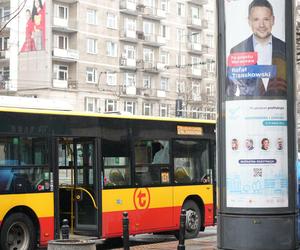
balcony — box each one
[187,18,208,30]
[53,79,68,88]
[139,88,158,99]
[120,85,137,96]
[157,90,166,98]
[52,79,77,89]
[187,0,208,5]
[187,68,202,79]
[142,34,166,47]
[156,62,167,71]
[52,18,77,33]
[141,7,166,20]
[52,48,79,61]
[119,57,136,69]
[120,0,138,15]
[187,43,203,54]
[142,62,162,73]
[119,30,138,42]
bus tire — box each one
[0,212,36,250]
[182,200,201,239]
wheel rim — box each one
[6,221,30,250]
[185,209,199,232]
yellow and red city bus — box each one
[0,107,215,249]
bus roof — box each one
[0,106,216,124]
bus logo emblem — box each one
[133,188,150,210]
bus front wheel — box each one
[182,200,201,239]
[0,212,36,250]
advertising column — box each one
[217,0,297,249]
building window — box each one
[207,60,215,73]
[86,67,97,83]
[192,81,201,100]
[191,6,200,19]
[144,0,154,7]
[176,54,185,66]
[206,34,214,48]
[192,107,199,119]
[191,33,201,44]
[177,2,185,17]
[191,56,201,70]
[0,7,10,22]
[53,65,68,81]
[124,73,136,86]
[143,48,154,63]
[123,45,135,60]
[125,18,136,32]
[160,25,169,39]
[143,21,155,35]
[54,35,68,49]
[107,41,117,57]
[176,80,185,93]
[107,72,117,85]
[176,28,185,42]
[143,103,152,116]
[107,12,117,29]
[87,9,97,25]
[85,97,100,112]
[0,37,8,51]
[87,38,97,54]
[54,4,68,19]
[160,77,168,91]
[206,9,214,23]
[124,101,136,115]
[160,104,169,117]
[0,66,9,81]
[206,83,215,96]
[105,99,117,112]
[160,51,169,65]
[161,0,169,12]
[143,75,151,88]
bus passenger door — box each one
[74,139,98,235]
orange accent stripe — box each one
[39,217,54,247]
[102,204,214,238]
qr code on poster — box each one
[253,168,262,177]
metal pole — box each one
[122,211,130,250]
[177,209,186,250]
[61,219,70,239]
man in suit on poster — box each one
[226,0,286,97]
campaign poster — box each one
[224,0,288,208]
[19,0,46,52]
[224,0,286,98]
[226,100,288,207]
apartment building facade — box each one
[0,0,216,119]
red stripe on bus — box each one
[39,217,54,247]
[102,204,214,238]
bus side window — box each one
[134,140,170,186]
[173,140,211,185]
[102,139,131,188]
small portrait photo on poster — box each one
[261,137,270,150]
[245,138,254,150]
[225,0,286,98]
[231,138,239,150]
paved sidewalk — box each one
[114,226,217,250]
